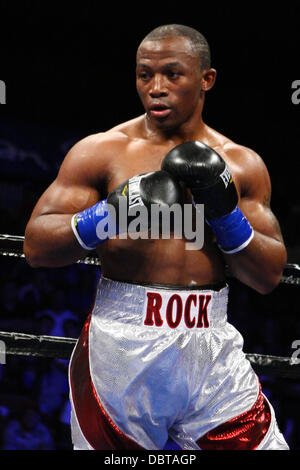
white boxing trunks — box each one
[68,276,289,450]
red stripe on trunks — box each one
[197,384,271,450]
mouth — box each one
[149,102,172,119]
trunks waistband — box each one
[124,279,227,291]
[92,276,229,329]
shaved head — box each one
[138,24,211,71]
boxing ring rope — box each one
[1,233,300,379]
[1,331,299,379]
[0,233,101,266]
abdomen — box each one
[97,236,226,287]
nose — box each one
[149,74,168,98]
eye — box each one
[166,70,181,80]
[138,70,151,81]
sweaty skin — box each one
[24,36,286,294]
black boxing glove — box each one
[161,141,254,253]
[71,171,183,249]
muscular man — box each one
[24,25,289,450]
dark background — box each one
[0,1,299,451]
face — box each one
[136,36,206,131]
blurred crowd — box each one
[0,257,100,450]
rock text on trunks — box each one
[144,291,211,329]
[95,198,204,251]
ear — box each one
[201,68,217,92]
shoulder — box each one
[57,129,131,186]
[205,126,271,198]
[65,130,129,162]
[222,141,271,199]
[63,115,144,166]
[223,141,267,171]
[206,126,265,171]
[206,126,266,170]
[51,116,144,191]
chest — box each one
[105,141,175,194]
[103,139,245,199]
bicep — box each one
[239,197,284,243]
[29,178,100,219]
[238,158,283,243]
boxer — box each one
[24,24,288,450]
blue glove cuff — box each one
[206,206,254,254]
[71,199,117,250]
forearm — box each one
[24,213,87,268]
[224,231,287,294]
